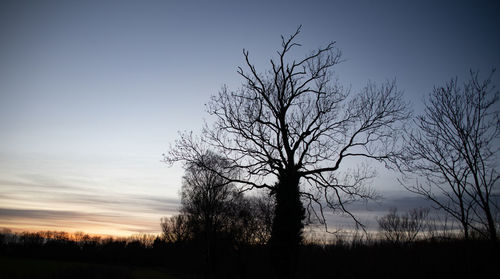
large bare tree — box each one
[166,27,409,277]
[402,70,499,240]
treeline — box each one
[1,226,499,279]
[0,229,164,264]
[0,228,160,247]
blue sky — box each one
[1,0,499,235]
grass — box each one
[0,256,177,279]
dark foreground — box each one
[1,239,498,278]
[0,256,175,279]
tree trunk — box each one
[458,200,470,240]
[461,219,470,240]
[484,203,497,241]
[269,171,305,279]
[472,173,497,241]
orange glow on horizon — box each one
[1,223,162,239]
[0,209,172,238]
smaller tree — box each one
[160,214,190,243]
[180,151,240,277]
[250,193,275,244]
[170,150,276,276]
[401,70,499,240]
[224,192,275,245]
[181,152,242,236]
[377,207,429,243]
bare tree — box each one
[225,192,275,245]
[377,207,429,243]
[401,70,499,240]
[161,214,190,243]
[250,192,275,244]
[180,151,240,275]
[166,26,409,277]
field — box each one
[0,256,177,279]
[1,238,498,279]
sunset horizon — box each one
[1,1,499,278]
[1,0,499,247]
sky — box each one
[1,0,499,236]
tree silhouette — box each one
[161,214,190,243]
[166,26,409,277]
[401,70,499,241]
[165,150,276,277]
[180,151,241,277]
[377,207,429,243]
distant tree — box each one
[223,192,275,245]
[377,207,429,243]
[179,151,242,278]
[129,234,156,248]
[401,70,499,240]
[160,214,190,243]
[166,26,409,277]
[424,213,460,240]
[0,228,12,246]
[73,231,85,243]
[20,231,44,246]
[161,194,273,246]
[180,151,240,240]
[247,193,275,244]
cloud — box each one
[0,172,181,209]
[0,206,171,235]
[0,208,88,220]
[312,194,440,231]
[0,172,182,235]
[1,170,436,235]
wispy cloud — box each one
[317,195,440,231]
[0,205,176,236]
[0,169,442,235]
[0,171,181,235]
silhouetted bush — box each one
[377,207,430,243]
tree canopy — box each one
[166,26,409,229]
